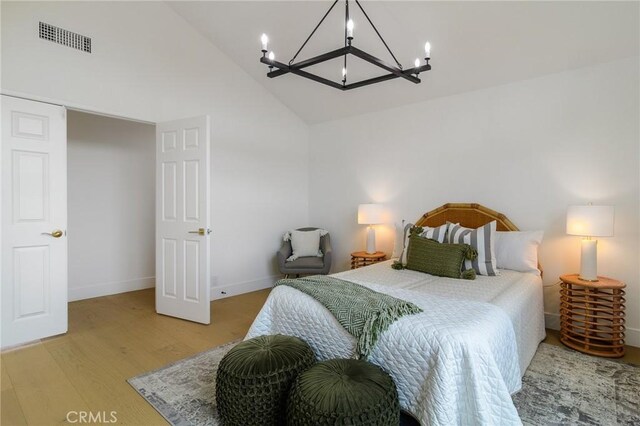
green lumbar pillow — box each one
[461,268,477,280]
[396,226,477,280]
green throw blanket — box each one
[274,276,423,359]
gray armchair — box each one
[277,227,332,278]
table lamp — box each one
[566,205,614,282]
[358,204,383,254]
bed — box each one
[246,203,546,425]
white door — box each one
[156,116,211,324]
[1,95,68,348]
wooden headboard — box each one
[415,203,543,275]
[415,203,519,231]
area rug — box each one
[128,342,639,426]
[512,344,639,425]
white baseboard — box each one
[69,274,275,302]
[69,276,155,301]
[1,338,45,353]
[545,311,639,348]
[628,328,640,348]
[544,312,560,331]
[211,275,278,300]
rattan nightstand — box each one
[350,251,386,269]
[559,274,626,358]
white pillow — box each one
[494,231,543,275]
[391,221,406,259]
[288,229,322,261]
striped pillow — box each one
[400,223,449,265]
[419,223,449,243]
[447,221,499,276]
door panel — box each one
[12,111,49,140]
[13,151,49,222]
[2,95,67,348]
[162,162,177,221]
[14,245,49,318]
[184,239,199,302]
[156,116,210,324]
[183,127,199,149]
[162,238,177,297]
[162,131,177,152]
[183,160,199,221]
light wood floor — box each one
[1,289,638,425]
[1,288,270,425]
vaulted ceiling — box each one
[168,1,639,124]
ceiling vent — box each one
[39,22,91,53]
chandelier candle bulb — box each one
[267,51,275,70]
[261,34,268,52]
[346,19,354,38]
[415,58,420,68]
[424,41,431,59]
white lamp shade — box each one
[357,204,383,225]
[566,205,614,237]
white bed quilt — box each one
[246,262,545,425]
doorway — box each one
[67,111,156,301]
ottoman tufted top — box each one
[219,334,315,378]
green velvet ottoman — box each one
[215,334,316,426]
[287,358,400,426]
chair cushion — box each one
[290,229,322,260]
[283,256,324,270]
[215,334,316,426]
[287,358,400,426]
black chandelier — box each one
[259,0,431,91]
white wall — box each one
[1,1,310,298]
[3,2,637,345]
[309,57,640,346]
[67,111,155,301]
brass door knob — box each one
[42,229,63,238]
[188,228,211,236]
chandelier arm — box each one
[350,46,419,83]
[289,0,339,66]
[354,0,403,70]
[263,58,345,90]
[286,68,344,90]
[344,65,429,90]
[269,47,350,78]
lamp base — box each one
[366,226,376,254]
[578,239,598,282]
